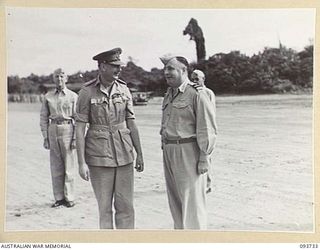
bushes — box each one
[7,45,313,95]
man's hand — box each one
[135,154,144,172]
[70,139,76,150]
[197,161,208,175]
[79,164,90,181]
[43,138,50,150]
[193,83,204,91]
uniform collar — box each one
[98,76,120,97]
[177,78,190,93]
[55,87,66,95]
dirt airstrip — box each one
[6,95,313,232]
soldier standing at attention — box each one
[75,48,144,229]
[160,55,217,229]
[40,68,78,208]
[191,69,218,194]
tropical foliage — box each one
[8,45,313,95]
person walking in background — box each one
[160,54,217,229]
[75,48,144,229]
[40,68,78,208]
[191,69,218,193]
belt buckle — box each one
[176,139,180,145]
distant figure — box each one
[183,18,206,62]
[75,48,144,229]
[191,69,217,193]
[160,54,217,229]
[40,68,78,208]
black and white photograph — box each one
[5,6,315,234]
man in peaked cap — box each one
[75,48,144,229]
[40,68,78,208]
[92,48,124,66]
[160,54,217,229]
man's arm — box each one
[195,91,218,174]
[75,87,91,180]
[40,98,50,149]
[126,119,144,172]
[70,94,78,150]
[76,121,90,181]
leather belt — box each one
[164,137,196,145]
[50,119,73,125]
[89,122,126,132]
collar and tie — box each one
[55,88,66,95]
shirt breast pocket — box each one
[91,102,106,117]
[112,96,125,107]
[172,102,189,109]
[171,101,192,121]
[112,95,127,118]
[62,102,72,114]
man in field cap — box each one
[75,48,144,229]
[40,68,78,208]
[160,54,217,229]
[191,69,218,194]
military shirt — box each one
[204,87,216,105]
[40,87,78,139]
[161,79,218,161]
[76,77,135,167]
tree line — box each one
[8,44,313,96]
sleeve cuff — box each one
[199,153,210,162]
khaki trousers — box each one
[48,123,75,202]
[89,164,134,229]
[163,142,207,229]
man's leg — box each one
[163,144,183,229]
[172,142,207,229]
[57,124,75,203]
[48,125,65,203]
[114,163,134,229]
[89,166,116,229]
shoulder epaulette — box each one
[83,78,97,87]
[116,78,127,85]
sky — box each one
[6,8,315,77]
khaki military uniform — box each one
[76,77,136,229]
[161,80,217,229]
[40,87,78,203]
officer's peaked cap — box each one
[93,48,125,66]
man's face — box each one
[191,72,205,87]
[163,58,185,88]
[53,72,67,89]
[100,63,122,81]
